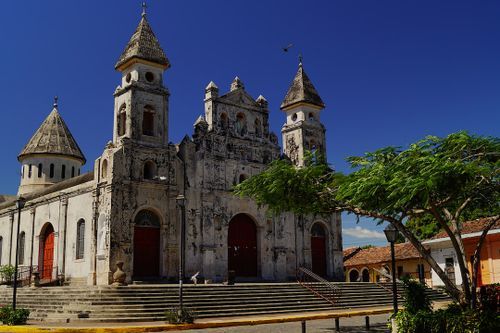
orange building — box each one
[423,218,500,287]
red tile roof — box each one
[344,243,422,267]
[432,217,500,240]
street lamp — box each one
[384,224,399,314]
[175,194,186,313]
[13,196,25,310]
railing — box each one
[17,265,35,287]
[297,267,340,305]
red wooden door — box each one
[133,226,160,278]
[228,215,257,277]
[311,236,327,277]
[41,229,54,279]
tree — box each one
[235,132,499,308]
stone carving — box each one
[112,261,127,286]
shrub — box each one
[165,307,195,324]
[400,277,432,314]
[0,265,15,284]
[0,306,30,325]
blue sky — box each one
[1,1,499,248]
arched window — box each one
[71,166,75,178]
[21,165,24,179]
[220,113,228,130]
[235,112,247,136]
[254,118,262,137]
[118,104,126,136]
[18,232,25,265]
[101,159,108,179]
[50,164,55,178]
[28,164,32,178]
[38,163,43,178]
[143,161,156,180]
[78,168,81,176]
[239,174,247,184]
[0,236,3,265]
[142,105,155,136]
[61,165,66,179]
[76,219,85,260]
[308,112,315,121]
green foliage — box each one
[393,303,500,333]
[0,306,30,325]
[400,277,432,314]
[165,307,195,324]
[360,244,375,249]
[0,265,15,283]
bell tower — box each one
[113,9,170,148]
[281,61,326,166]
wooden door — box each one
[41,227,54,279]
[445,257,456,284]
[311,236,327,277]
[133,226,160,278]
[228,214,257,277]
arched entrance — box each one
[362,268,370,282]
[133,210,161,279]
[39,223,55,280]
[311,223,327,277]
[349,269,359,282]
[228,214,257,277]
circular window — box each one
[145,72,155,82]
[292,113,298,121]
[125,73,132,83]
[309,113,315,120]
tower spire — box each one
[53,96,58,108]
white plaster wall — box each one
[430,243,461,286]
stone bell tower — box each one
[113,10,170,148]
[281,61,326,166]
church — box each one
[0,10,343,286]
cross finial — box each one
[53,96,58,108]
[142,2,147,17]
[298,53,303,66]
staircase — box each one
[0,282,450,323]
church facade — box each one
[0,12,343,285]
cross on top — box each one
[53,96,58,108]
[142,2,147,17]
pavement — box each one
[0,306,395,333]
[0,301,451,333]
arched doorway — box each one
[362,268,370,282]
[349,269,359,282]
[39,223,55,280]
[228,214,257,277]
[133,210,161,279]
[311,223,327,277]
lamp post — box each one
[13,196,25,310]
[384,224,399,314]
[175,195,186,313]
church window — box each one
[254,118,262,137]
[220,113,228,130]
[292,113,298,122]
[21,165,24,179]
[28,164,32,178]
[239,174,248,184]
[235,112,247,136]
[61,165,66,179]
[101,159,108,179]
[143,161,156,180]
[18,232,25,265]
[308,112,315,121]
[76,219,85,260]
[125,73,132,83]
[38,163,43,178]
[71,166,75,178]
[50,164,54,178]
[78,168,81,176]
[118,104,126,136]
[142,105,155,136]
[145,72,155,83]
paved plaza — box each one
[158,314,391,333]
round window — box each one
[125,73,132,83]
[292,113,298,121]
[145,72,155,82]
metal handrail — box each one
[296,267,340,305]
